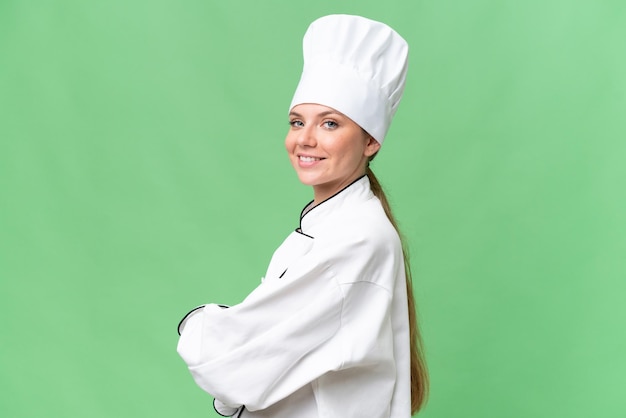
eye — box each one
[322,120,338,129]
[289,119,304,128]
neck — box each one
[311,174,366,206]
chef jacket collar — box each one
[298,175,373,236]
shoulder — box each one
[320,196,401,251]
[312,197,403,287]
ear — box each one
[364,135,381,157]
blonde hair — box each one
[367,166,429,414]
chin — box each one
[295,172,321,187]
[297,176,317,186]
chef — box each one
[177,14,428,418]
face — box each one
[286,103,381,204]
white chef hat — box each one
[289,14,409,144]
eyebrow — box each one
[289,110,344,118]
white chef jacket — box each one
[177,176,412,417]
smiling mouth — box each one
[299,156,325,162]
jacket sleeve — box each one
[176,231,397,411]
[213,398,241,417]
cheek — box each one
[284,133,294,152]
[338,142,366,166]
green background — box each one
[1,1,624,417]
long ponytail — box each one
[367,166,429,414]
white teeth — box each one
[299,156,321,162]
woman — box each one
[177,14,428,417]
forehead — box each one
[289,103,345,118]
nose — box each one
[296,125,317,147]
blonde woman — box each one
[178,14,428,417]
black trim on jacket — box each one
[297,174,367,235]
[212,398,244,417]
[177,305,205,336]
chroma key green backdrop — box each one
[1,1,625,417]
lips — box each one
[299,155,324,162]
[296,154,326,168]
